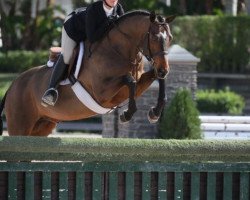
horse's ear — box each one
[150,11,156,22]
[165,15,176,23]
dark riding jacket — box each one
[63,1,124,43]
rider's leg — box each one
[41,27,76,107]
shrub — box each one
[0,51,48,73]
[196,88,245,115]
[159,88,202,139]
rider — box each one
[41,0,124,107]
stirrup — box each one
[41,88,58,107]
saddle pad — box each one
[60,42,84,85]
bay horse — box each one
[0,11,175,136]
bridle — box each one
[110,20,171,79]
[140,23,170,78]
[142,23,169,63]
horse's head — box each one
[142,12,175,79]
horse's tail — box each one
[0,91,7,135]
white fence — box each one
[200,116,250,140]
[4,116,250,140]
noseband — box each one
[139,23,170,79]
[142,25,169,63]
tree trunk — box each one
[246,0,250,14]
[205,0,213,14]
[225,0,238,15]
[0,0,17,51]
[179,0,187,14]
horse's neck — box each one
[118,16,150,47]
[107,16,150,59]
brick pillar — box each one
[102,44,200,138]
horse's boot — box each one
[41,54,69,107]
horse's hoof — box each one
[119,112,130,124]
[147,107,160,124]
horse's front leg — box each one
[148,79,167,123]
[120,74,137,123]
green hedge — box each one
[196,88,245,115]
[172,16,250,73]
[0,136,249,162]
[0,51,48,73]
[159,89,202,139]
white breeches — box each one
[61,15,77,64]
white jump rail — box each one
[199,116,250,140]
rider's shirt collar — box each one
[103,4,114,17]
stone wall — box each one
[102,45,200,138]
[103,82,159,138]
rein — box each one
[107,24,143,81]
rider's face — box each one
[104,0,118,8]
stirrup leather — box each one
[41,88,59,106]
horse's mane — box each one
[102,10,151,41]
[116,10,150,24]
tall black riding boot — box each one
[41,54,69,107]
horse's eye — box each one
[150,34,159,41]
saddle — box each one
[47,45,81,79]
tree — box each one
[225,0,238,15]
[121,0,158,11]
[244,0,250,13]
[0,0,20,51]
[0,0,65,51]
[72,0,94,8]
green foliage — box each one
[172,16,250,73]
[72,0,93,8]
[122,0,158,11]
[0,74,17,100]
[0,51,48,73]
[71,0,170,15]
[159,89,202,139]
[196,88,245,115]
[0,2,65,51]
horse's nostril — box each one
[157,68,168,79]
[159,69,166,75]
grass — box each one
[0,73,17,99]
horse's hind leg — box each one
[6,114,38,136]
[30,119,57,136]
